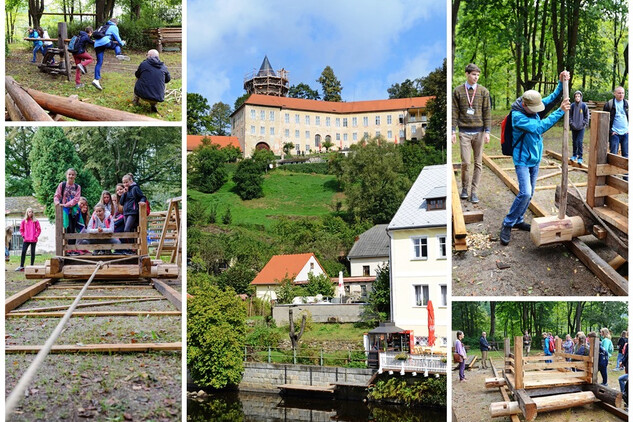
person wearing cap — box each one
[452,63,491,204]
[603,86,628,159]
[570,90,590,164]
[499,71,571,246]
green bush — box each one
[368,377,447,407]
[245,323,281,348]
[278,162,330,175]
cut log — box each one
[23,85,161,122]
[490,401,521,417]
[532,391,596,413]
[567,239,628,296]
[486,377,507,388]
[5,76,54,121]
[530,215,585,246]
[608,255,626,271]
[5,93,25,121]
[584,383,623,408]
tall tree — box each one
[421,59,447,149]
[317,66,342,102]
[234,93,251,111]
[209,102,232,136]
[5,127,36,197]
[288,83,320,100]
[6,0,24,43]
[387,79,422,99]
[28,0,44,27]
[187,93,214,135]
[187,140,228,194]
[489,301,496,341]
[29,127,101,220]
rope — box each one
[5,258,111,416]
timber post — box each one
[57,22,71,82]
[514,336,524,389]
[139,202,148,256]
[587,111,610,207]
[559,76,569,219]
[589,336,599,384]
[55,204,63,256]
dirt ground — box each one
[5,257,182,422]
[452,353,626,422]
[452,126,625,296]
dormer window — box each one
[427,197,446,210]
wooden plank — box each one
[6,342,181,354]
[5,279,53,313]
[523,360,587,370]
[47,285,154,290]
[451,170,467,239]
[7,311,181,318]
[64,232,138,239]
[463,211,484,224]
[605,196,628,218]
[6,93,25,120]
[605,175,628,194]
[514,337,524,389]
[587,111,610,207]
[544,149,589,170]
[139,203,148,256]
[63,243,136,251]
[607,153,629,172]
[56,205,63,256]
[536,170,562,181]
[483,154,549,217]
[567,239,628,296]
[523,378,588,388]
[534,182,587,191]
[152,279,182,311]
[596,164,627,176]
[594,185,623,197]
[593,207,628,234]
[523,370,590,381]
[31,295,160,300]
[590,337,599,384]
[502,165,559,171]
[515,389,537,421]
[11,297,166,313]
[608,255,626,271]
[597,401,629,420]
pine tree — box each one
[317,66,343,102]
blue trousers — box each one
[619,373,628,393]
[609,133,628,158]
[32,45,44,62]
[571,128,584,159]
[94,42,122,80]
[503,165,538,227]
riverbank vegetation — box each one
[368,376,447,407]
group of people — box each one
[452,63,628,246]
[456,328,628,393]
[14,168,147,271]
[29,18,171,113]
[27,27,53,63]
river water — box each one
[188,390,446,422]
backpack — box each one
[92,23,109,39]
[500,112,527,157]
[598,346,609,367]
[548,337,555,353]
[68,35,79,53]
[145,200,151,216]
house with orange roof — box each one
[186,135,241,154]
[230,84,432,157]
[251,253,326,301]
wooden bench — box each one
[145,27,182,53]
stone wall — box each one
[273,303,364,324]
[239,362,375,392]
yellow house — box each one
[230,94,433,157]
[387,164,448,349]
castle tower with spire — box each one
[243,56,289,97]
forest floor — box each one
[452,353,626,422]
[6,45,182,121]
[5,255,182,422]
[452,123,626,297]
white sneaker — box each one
[77,63,86,74]
[92,79,103,90]
[116,55,130,61]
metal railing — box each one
[378,352,448,375]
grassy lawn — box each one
[189,169,341,230]
[6,44,182,121]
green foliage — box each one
[278,162,330,175]
[222,207,232,225]
[251,148,276,170]
[400,140,445,182]
[304,272,335,297]
[344,348,369,368]
[217,264,254,295]
[335,138,411,224]
[388,78,422,98]
[187,93,215,135]
[282,142,295,156]
[29,127,101,220]
[421,60,447,149]
[317,66,342,102]
[288,83,320,100]
[188,142,228,194]
[5,127,36,196]
[234,93,251,111]
[275,277,303,304]
[363,265,390,323]
[368,377,447,407]
[209,102,232,136]
[233,158,264,200]
[187,274,246,389]
[245,323,281,348]
[322,139,334,152]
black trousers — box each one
[124,214,139,246]
[20,242,36,267]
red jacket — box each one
[20,219,41,243]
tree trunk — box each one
[28,0,45,28]
[489,301,496,340]
[451,0,460,64]
[288,308,306,350]
[574,302,584,334]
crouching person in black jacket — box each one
[133,49,171,113]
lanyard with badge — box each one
[465,84,477,115]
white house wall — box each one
[349,256,388,277]
[6,217,55,254]
[390,227,448,342]
[294,255,324,282]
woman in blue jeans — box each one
[500,71,571,245]
[29,28,44,63]
[92,18,129,90]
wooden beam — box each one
[485,377,507,388]
[536,170,562,182]
[605,196,628,218]
[597,401,629,420]
[594,185,623,197]
[531,391,596,413]
[584,383,623,408]
[5,76,54,121]
[590,337,599,384]
[525,386,582,397]
[11,297,166,313]
[567,239,628,296]
[47,285,154,289]
[597,164,627,176]
[608,255,627,271]
[491,359,521,422]
[534,182,587,191]
[514,336,524,389]
[6,311,181,318]
[451,170,467,242]
[6,342,182,354]
[463,211,484,224]
[607,153,629,172]
[55,204,63,256]
[544,149,589,170]
[5,93,25,121]
[30,295,160,300]
[482,154,549,217]
[24,86,161,122]
[605,175,628,195]
[152,279,182,311]
[593,207,628,234]
[515,389,537,421]
[587,111,610,207]
[5,279,53,313]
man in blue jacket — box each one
[133,49,171,113]
[92,18,129,90]
[479,331,491,369]
[500,71,571,246]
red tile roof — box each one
[251,253,322,285]
[236,94,433,115]
[187,135,241,152]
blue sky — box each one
[188,0,447,108]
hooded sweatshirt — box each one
[20,218,41,243]
[134,56,171,102]
[74,30,94,55]
[570,91,589,131]
[510,81,564,167]
[94,21,123,48]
